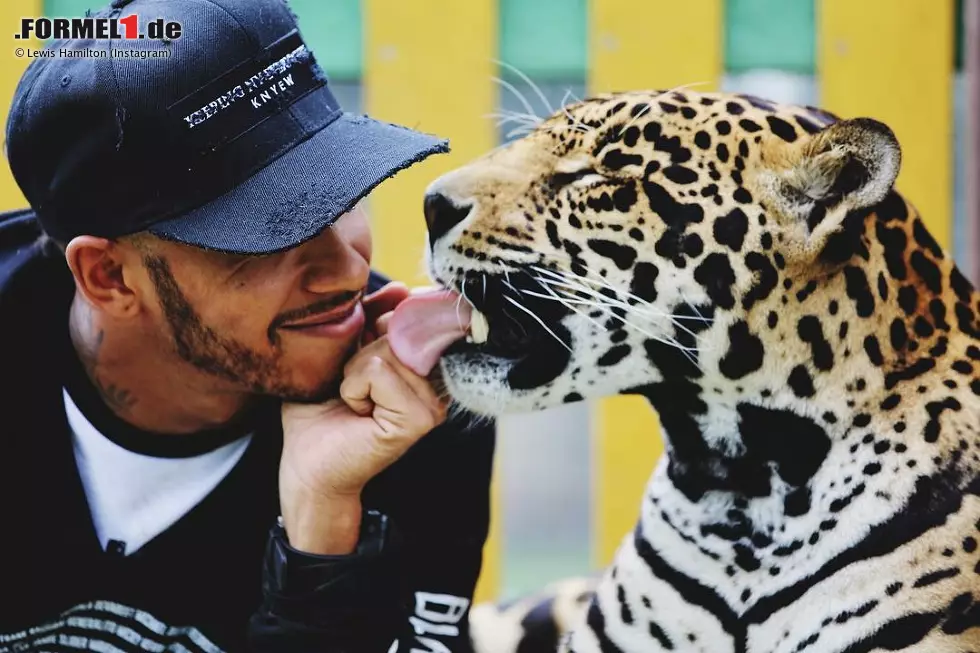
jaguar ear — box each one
[757,117,901,244]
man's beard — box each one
[142,254,353,403]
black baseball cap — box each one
[5,0,450,254]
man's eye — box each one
[214,253,258,272]
[220,250,276,268]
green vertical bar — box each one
[281,0,362,80]
[44,0,95,16]
[726,0,815,73]
[499,0,586,80]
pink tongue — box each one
[388,287,472,376]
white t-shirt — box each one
[64,388,253,555]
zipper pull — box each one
[106,539,127,557]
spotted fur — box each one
[424,90,980,652]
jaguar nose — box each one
[423,192,473,248]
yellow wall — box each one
[0,0,41,211]
[363,0,499,286]
[818,0,955,249]
[363,0,502,602]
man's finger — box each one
[374,312,393,337]
[362,282,410,327]
[346,336,445,417]
[339,355,440,441]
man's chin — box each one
[268,336,360,403]
[275,379,342,404]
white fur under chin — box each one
[439,354,590,418]
[438,354,528,417]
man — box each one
[0,0,495,651]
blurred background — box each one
[0,0,976,604]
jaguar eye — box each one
[548,168,602,188]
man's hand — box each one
[278,282,449,555]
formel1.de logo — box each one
[15,16,182,41]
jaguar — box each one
[420,89,980,652]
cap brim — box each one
[147,113,449,255]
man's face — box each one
[135,207,373,403]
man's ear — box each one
[65,236,141,318]
[756,117,901,247]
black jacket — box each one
[0,208,496,652]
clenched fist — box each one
[278,282,449,555]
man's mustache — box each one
[267,289,364,342]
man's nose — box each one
[297,230,370,294]
[423,192,473,248]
